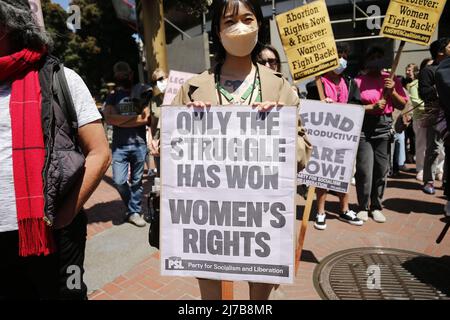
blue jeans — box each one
[391,131,405,171]
[112,144,147,216]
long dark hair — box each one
[211,0,264,64]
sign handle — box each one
[389,41,406,80]
[221,280,234,300]
[315,76,326,101]
[294,75,324,275]
[295,186,316,275]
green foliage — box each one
[42,0,139,97]
[165,0,211,17]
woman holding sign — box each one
[354,47,408,224]
[171,0,311,300]
[306,42,364,230]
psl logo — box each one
[167,257,184,270]
[366,265,382,290]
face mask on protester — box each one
[334,58,347,75]
[156,79,167,94]
[220,21,258,57]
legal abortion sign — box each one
[162,70,196,106]
[297,100,365,193]
[160,106,298,284]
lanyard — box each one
[215,64,262,105]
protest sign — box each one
[381,0,447,46]
[297,100,364,193]
[276,0,339,83]
[162,70,196,106]
[160,106,298,284]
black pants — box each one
[0,211,88,300]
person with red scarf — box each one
[0,0,111,299]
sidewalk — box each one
[84,166,450,300]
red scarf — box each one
[0,49,55,257]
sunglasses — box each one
[258,58,279,66]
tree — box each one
[41,0,71,59]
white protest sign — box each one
[162,70,196,106]
[297,100,364,193]
[160,106,298,284]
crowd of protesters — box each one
[305,38,450,231]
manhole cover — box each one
[313,247,450,300]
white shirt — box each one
[0,67,102,232]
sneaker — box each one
[445,201,450,217]
[339,210,363,226]
[356,210,369,222]
[437,172,444,182]
[128,213,147,227]
[423,183,436,195]
[416,170,423,182]
[371,210,386,223]
[314,213,327,230]
[351,177,356,186]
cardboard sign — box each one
[162,70,196,106]
[381,0,447,46]
[160,106,298,284]
[276,0,339,83]
[297,100,364,193]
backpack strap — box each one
[52,63,78,134]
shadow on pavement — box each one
[383,198,444,215]
[85,200,128,225]
[387,180,423,190]
[300,250,320,264]
[402,255,450,297]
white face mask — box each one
[156,79,167,93]
[334,58,348,75]
[220,21,258,57]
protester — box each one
[0,0,111,299]
[104,62,151,227]
[306,42,363,230]
[403,64,417,165]
[354,46,408,223]
[390,64,419,177]
[148,68,167,175]
[419,38,450,195]
[409,60,432,181]
[436,55,450,216]
[170,0,312,300]
[257,44,281,72]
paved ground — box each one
[83,165,450,300]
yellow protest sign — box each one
[381,0,447,46]
[276,0,338,83]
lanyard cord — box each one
[215,63,261,105]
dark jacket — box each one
[436,57,450,120]
[305,75,362,105]
[39,55,86,227]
